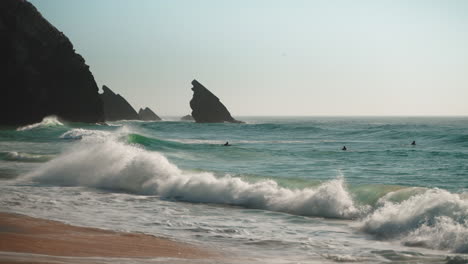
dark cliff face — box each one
[0,0,104,126]
[189,80,241,123]
[138,107,161,121]
[100,85,139,121]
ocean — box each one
[1,116,467,263]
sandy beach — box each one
[0,212,215,263]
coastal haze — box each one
[29,0,468,116]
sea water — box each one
[0,116,467,263]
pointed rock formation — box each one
[0,0,104,126]
[180,114,194,121]
[138,107,161,121]
[100,85,139,121]
[189,80,242,123]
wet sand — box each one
[0,212,215,263]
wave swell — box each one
[27,138,361,219]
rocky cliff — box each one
[138,107,161,121]
[0,0,104,126]
[189,80,242,123]
[100,85,139,121]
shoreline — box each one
[0,212,216,262]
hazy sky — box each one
[30,0,468,116]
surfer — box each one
[342,146,347,151]
[411,140,416,145]
[223,141,231,146]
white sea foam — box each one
[17,116,63,131]
[60,128,112,142]
[322,254,362,262]
[4,152,51,162]
[26,136,361,219]
[362,188,468,253]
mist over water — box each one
[1,116,467,263]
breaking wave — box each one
[17,116,63,131]
[362,188,468,253]
[23,130,468,253]
[26,137,361,219]
[60,128,111,142]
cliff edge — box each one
[0,0,104,126]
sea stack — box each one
[189,80,242,123]
[138,107,161,121]
[0,0,104,126]
[100,85,139,121]
[180,114,194,121]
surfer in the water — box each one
[342,146,347,151]
[223,141,231,146]
[411,140,416,145]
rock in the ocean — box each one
[189,80,242,123]
[180,114,194,121]
[0,0,104,126]
[100,85,139,121]
[138,107,161,121]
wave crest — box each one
[60,128,111,142]
[362,188,468,253]
[27,138,361,219]
[17,116,63,131]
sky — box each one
[30,0,468,116]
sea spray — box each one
[404,216,468,253]
[26,135,362,219]
[60,128,112,142]
[361,188,468,253]
[16,116,63,131]
[1,151,52,162]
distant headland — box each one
[0,0,242,126]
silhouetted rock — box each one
[189,80,242,123]
[138,107,161,121]
[180,114,194,121]
[100,85,139,121]
[0,0,104,126]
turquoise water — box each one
[133,117,468,190]
[1,116,467,263]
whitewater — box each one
[1,116,467,263]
